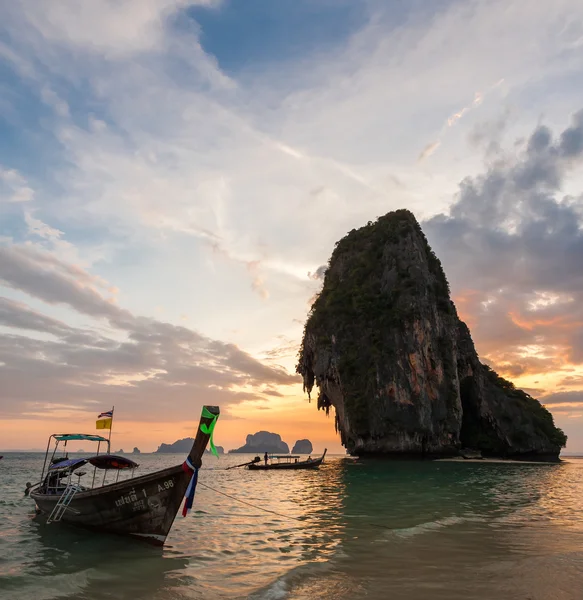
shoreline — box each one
[435,457,562,465]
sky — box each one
[1,0,583,453]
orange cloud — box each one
[508,311,582,332]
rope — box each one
[198,482,304,522]
[197,482,393,530]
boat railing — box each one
[269,455,301,463]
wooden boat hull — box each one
[247,457,324,470]
[31,464,190,545]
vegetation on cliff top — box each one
[302,209,451,336]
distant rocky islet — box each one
[291,439,313,454]
[112,447,141,455]
[155,438,225,454]
[155,431,314,455]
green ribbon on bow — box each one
[200,407,219,458]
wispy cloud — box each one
[418,80,506,162]
[417,141,441,162]
[0,166,34,203]
[0,243,298,422]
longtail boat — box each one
[247,449,327,470]
[27,405,219,546]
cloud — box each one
[0,243,298,421]
[1,0,583,443]
[417,80,506,161]
[425,109,583,385]
[417,141,441,162]
[307,265,327,281]
[447,91,485,128]
[467,108,512,156]
[3,0,580,281]
[40,85,70,117]
[0,244,124,324]
[0,296,75,337]
[559,375,583,387]
[24,211,66,241]
[247,260,269,300]
[3,0,219,58]
[0,166,34,203]
[540,391,583,406]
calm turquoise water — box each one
[1,453,583,599]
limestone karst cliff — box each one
[297,210,566,461]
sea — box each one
[1,452,583,600]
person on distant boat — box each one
[264,452,268,466]
[307,456,312,462]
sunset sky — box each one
[1,0,583,453]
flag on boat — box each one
[96,409,113,430]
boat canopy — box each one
[49,457,87,471]
[271,455,300,459]
[53,434,109,442]
[88,455,138,470]
[48,454,138,472]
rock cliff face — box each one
[297,210,566,461]
[292,439,313,454]
[230,431,290,454]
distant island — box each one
[155,437,224,455]
[156,433,314,456]
[292,439,313,454]
[230,431,289,454]
[132,447,141,454]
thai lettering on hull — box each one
[114,488,138,508]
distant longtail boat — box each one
[247,449,327,470]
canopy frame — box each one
[39,433,111,485]
[268,455,302,464]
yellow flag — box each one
[96,417,112,430]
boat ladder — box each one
[47,485,79,523]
